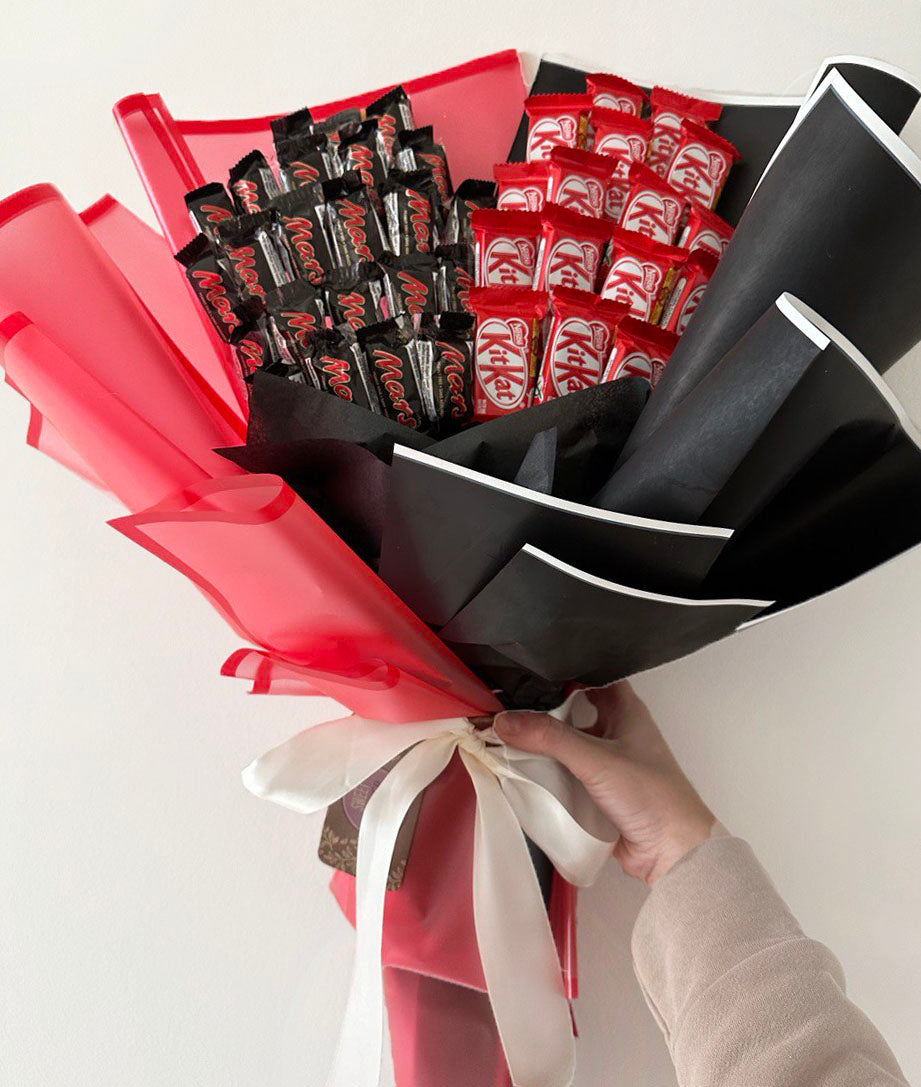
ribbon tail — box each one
[459,749,576,1087]
[326,733,458,1087]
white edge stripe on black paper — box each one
[779,293,921,449]
[801,54,921,107]
[755,70,921,195]
[774,294,831,350]
[392,445,733,539]
[737,295,921,632]
[521,544,773,609]
[537,53,802,107]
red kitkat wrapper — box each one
[536,287,629,403]
[665,120,740,210]
[585,73,647,116]
[524,94,592,162]
[647,86,723,177]
[658,247,718,334]
[534,203,612,293]
[546,147,615,219]
[600,226,687,321]
[679,201,734,257]
[469,286,550,418]
[471,209,542,288]
[589,108,654,219]
[619,161,686,245]
[602,316,680,387]
[493,161,551,213]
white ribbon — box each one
[242,691,618,1087]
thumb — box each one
[494,710,612,787]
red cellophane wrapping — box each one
[0,52,585,1087]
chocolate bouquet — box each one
[3,49,921,1087]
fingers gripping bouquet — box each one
[4,48,921,1086]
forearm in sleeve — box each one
[631,836,908,1087]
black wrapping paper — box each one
[616,70,921,466]
[594,295,830,521]
[247,370,434,459]
[379,445,733,627]
[430,377,648,498]
[438,544,769,684]
[702,311,921,609]
[509,56,920,226]
[218,438,389,562]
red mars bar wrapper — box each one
[175,233,245,342]
[228,150,281,214]
[442,178,497,247]
[619,161,686,245]
[602,316,679,387]
[665,120,740,210]
[321,172,388,266]
[600,226,687,321]
[589,108,654,219]
[184,182,235,242]
[472,208,542,287]
[535,287,629,403]
[494,161,551,213]
[658,246,718,334]
[524,93,592,162]
[365,85,415,162]
[218,210,292,301]
[679,202,734,257]
[468,286,550,419]
[324,261,386,330]
[357,318,427,429]
[546,147,614,219]
[395,126,453,209]
[533,203,611,292]
[585,72,647,116]
[270,188,336,284]
[380,168,439,256]
[647,86,723,177]
[380,252,440,322]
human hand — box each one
[494,683,716,886]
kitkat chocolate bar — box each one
[468,286,550,418]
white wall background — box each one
[2,2,920,1084]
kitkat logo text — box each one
[475,316,531,410]
[547,316,609,395]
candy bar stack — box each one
[473,74,739,416]
[175,73,740,435]
[175,87,492,437]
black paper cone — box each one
[379,445,733,627]
[595,295,832,521]
[438,544,770,684]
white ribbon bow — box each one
[242,691,618,1087]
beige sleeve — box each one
[631,836,908,1087]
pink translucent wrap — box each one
[0,52,584,1084]
[0,185,243,507]
[113,50,526,253]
